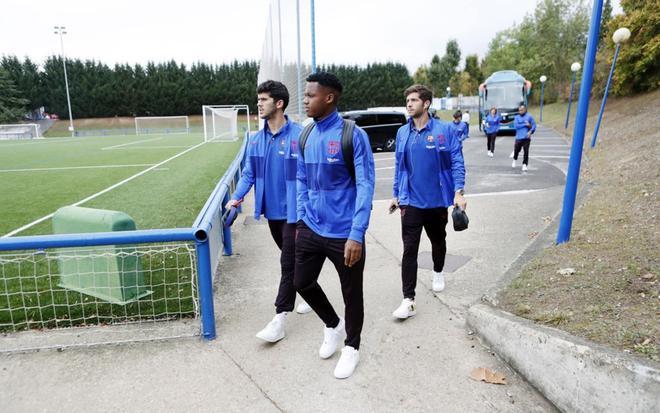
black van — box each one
[341,111,407,152]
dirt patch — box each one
[498,89,660,362]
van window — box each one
[354,114,378,127]
[378,114,404,124]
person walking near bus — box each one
[294,72,375,379]
[389,84,466,320]
[450,110,469,145]
[512,103,536,172]
[484,107,501,157]
[225,80,311,344]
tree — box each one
[606,0,660,95]
[464,54,484,84]
[600,0,613,45]
[0,68,28,123]
[413,65,430,86]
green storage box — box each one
[53,206,152,304]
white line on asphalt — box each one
[0,164,155,173]
[374,157,395,162]
[375,166,395,171]
[531,155,570,159]
[3,140,209,238]
[533,144,569,147]
[465,188,547,197]
[101,137,162,150]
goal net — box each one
[134,116,189,135]
[202,105,249,142]
[0,123,40,140]
[258,0,313,123]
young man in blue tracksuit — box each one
[389,85,466,319]
[450,110,469,145]
[295,72,375,379]
[512,104,537,172]
[484,107,501,157]
[226,80,310,344]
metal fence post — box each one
[195,239,216,339]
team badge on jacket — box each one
[327,140,340,162]
[426,135,435,149]
[290,140,298,157]
[279,139,286,155]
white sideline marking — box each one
[531,155,570,159]
[101,137,162,150]
[0,164,154,173]
[105,145,192,150]
[3,140,208,238]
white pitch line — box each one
[2,141,208,238]
[105,145,192,150]
[0,164,154,173]
[101,137,162,150]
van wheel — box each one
[384,137,396,152]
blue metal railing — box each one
[0,131,250,340]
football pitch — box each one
[0,131,242,237]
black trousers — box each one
[486,133,497,152]
[267,220,297,314]
[513,138,531,165]
[400,206,448,299]
[293,222,365,350]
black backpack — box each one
[299,119,356,181]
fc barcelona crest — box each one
[427,135,434,143]
[437,134,446,145]
[327,140,340,155]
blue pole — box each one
[564,71,577,129]
[557,0,604,244]
[311,0,316,73]
[539,82,545,123]
[196,239,217,340]
[590,43,621,148]
[295,0,302,120]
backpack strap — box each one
[298,122,316,160]
[341,119,356,182]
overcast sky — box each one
[1,0,621,73]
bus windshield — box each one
[485,81,525,109]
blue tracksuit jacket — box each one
[514,112,536,140]
[231,117,302,223]
[296,111,375,242]
[393,116,465,209]
[450,120,469,143]
[485,113,501,134]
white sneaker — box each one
[296,300,312,314]
[432,271,445,292]
[392,298,416,319]
[334,346,360,379]
[256,313,287,343]
[522,164,528,172]
[488,151,494,157]
[509,151,514,158]
[319,318,345,359]
[511,159,517,168]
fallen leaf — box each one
[469,367,507,385]
[641,273,655,281]
[557,268,576,276]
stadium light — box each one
[446,86,451,98]
[539,75,547,122]
[54,26,75,137]
[564,62,581,129]
[590,27,631,148]
[557,0,604,244]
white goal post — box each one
[134,116,190,135]
[0,123,41,140]
[202,105,250,142]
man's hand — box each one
[224,199,241,210]
[525,121,531,128]
[388,197,399,214]
[454,191,467,210]
[344,239,363,267]
[526,132,531,139]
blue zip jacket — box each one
[514,112,536,140]
[484,113,501,134]
[232,117,302,223]
[296,111,375,242]
[450,120,469,142]
[393,116,465,209]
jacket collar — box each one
[314,110,342,132]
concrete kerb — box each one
[464,125,660,412]
[466,304,660,413]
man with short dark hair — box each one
[512,104,536,172]
[450,110,469,144]
[294,71,375,379]
[389,84,466,319]
[226,80,310,344]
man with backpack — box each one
[389,85,466,320]
[294,72,375,379]
[225,80,311,345]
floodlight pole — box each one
[556,0,604,244]
[295,0,302,120]
[54,26,74,137]
[539,76,547,123]
[564,62,581,130]
[310,0,316,73]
